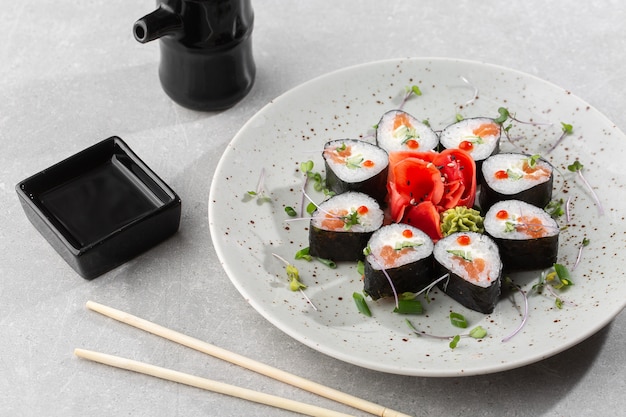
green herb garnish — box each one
[449,312,468,328]
[353,292,372,317]
[393,299,424,315]
[446,249,473,262]
[567,160,604,215]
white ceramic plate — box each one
[209,58,626,376]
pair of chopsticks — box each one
[75,301,412,417]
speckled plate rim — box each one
[209,57,626,377]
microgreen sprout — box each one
[284,206,297,217]
[459,75,478,107]
[272,253,317,311]
[245,168,272,204]
[545,198,565,219]
[501,277,529,342]
[294,247,312,262]
[405,319,487,350]
[353,292,372,317]
[449,312,468,328]
[399,85,422,110]
[567,160,604,216]
[547,122,573,154]
[573,237,590,270]
[532,264,577,309]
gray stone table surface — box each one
[1,1,624,416]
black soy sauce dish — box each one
[16,136,182,279]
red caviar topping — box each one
[357,205,369,215]
[459,140,474,151]
[402,229,414,238]
[405,139,419,149]
[496,210,509,220]
[362,159,375,168]
[494,170,509,180]
[456,234,471,246]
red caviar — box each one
[459,140,474,151]
[362,159,375,168]
[402,229,414,238]
[357,205,369,215]
[496,210,509,220]
[494,170,509,180]
[456,234,471,246]
[405,139,419,149]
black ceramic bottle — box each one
[134,0,255,111]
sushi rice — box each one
[481,153,552,195]
[376,110,439,152]
[366,224,434,270]
[310,192,384,233]
[433,232,502,288]
[323,139,388,183]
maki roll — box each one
[323,139,389,205]
[375,110,439,153]
[433,232,502,314]
[363,224,434,300]
[479,153,553,211]
[439,117,501,181]
[309,192,384,262]
[484,200,559,271]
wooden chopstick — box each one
[74,348,354,417]
[84,300,412,417]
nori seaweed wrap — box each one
[362,224,434,300]
[308,192,384,262]
[484,200,559,271]
[323,139,389,205]
[479,153,553,211]
[433,232,502,314]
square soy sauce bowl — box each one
[16,136,182,279]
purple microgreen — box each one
[573,237,590,270]
[246,168,272,203]
[469,326,487,339]
[449,312,468,328]
[353,292,372,317]
[459,76,478,107]
[545,198,565,219]
[532,266,577,309]
[502,277,529,343]
[449,335,461,349]
[393,299,424,315]
[399,85,422,110]
[547,122,573,154]
[411,273,450,303]
[565,195,572,223]
[272,253,318,311]
[494,107,510,124]
[405,319,487,350]
[567,160,604,215]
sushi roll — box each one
[433,232,502,314]
[323,139,389,205]
[375,110,439,153]
[484,200,559,271]
[362,224,434,300]
[309,192,384,262]
[479,153,553,211]
[439,117,501,181]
